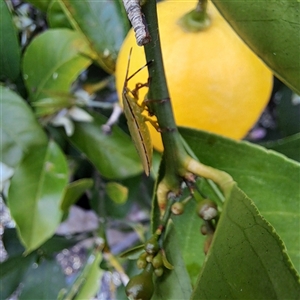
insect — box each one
[122,0,151,46]
[122,48,155,176]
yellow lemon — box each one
[116,0,273,151]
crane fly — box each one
[122,49,153,176]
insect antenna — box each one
[124,48,153,86]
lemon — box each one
[116,0,273,151]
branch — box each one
[122,0,230,216]
[141,0,188,189]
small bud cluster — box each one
[137,234,166,277]
[125,234,172,300]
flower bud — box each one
[154,267,164,277]
[171,202,185,215]
[144,234,159,255]
[152,251,163,269]
[137,255,147,269]
[196,199,218,221]
[200,224,208,235]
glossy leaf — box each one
[105,182,128,204]
[276,85,300,136]
[47,0,73,29]
[191,184,300,299]
[19,258,66,300]
[3,227,88,258]
[151,129,300,298]
[40,234,90,257]
[93,173,154,221]
[171,200,205,286]
[59,0,129,73]
[260,133,300,162]
[212,0,300,94]
[7,140,68,252]
[74,250,103,300]
[120,244,144,259]
[61,178,94,212]
[2,228,25,257]
[0,253,36,300]
[0,0,21,80]
[0,86,48,168]
[59,247,103,299]
[23,29,92,101]
[67,111,144,179]
[180,127,300,273]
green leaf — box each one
[152,222,192,300]
[171,200,205,286]
[212,0,300,94]
[74,250,103,300]
[180,127,300,274]
[0,0,21,81]
[60,248,103,300]
[23,29,92,101]
[67,111,144,179]
[47,0,73,29]
[59,0,129,73]
[3,227,88,258]
[7,140,68,253]
[260,133,300,162]
[105,182,128,204]
[2,228,25,257]
[39,233,90,257]
[120,244,145,259]
[0,86,48,167]
[191,184,300,299]
[0,253,36,300]
[276,86,300,136]
[19,258,66,300]
[61,178,94,212]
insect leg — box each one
[131,81,150,99]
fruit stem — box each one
[178,0,211,32]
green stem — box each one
[178,0,211,32]
[158,195,176,232]
[207,179,225,204]
[141,0,188,189]
[155,195,176,248]
[197,0,208,13]
[180,134,225,205]
[139,0,232,217]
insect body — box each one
[122,0,151,46]
[122,49,153,176]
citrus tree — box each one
[0,0,299,299]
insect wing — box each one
[122,91,152,176]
